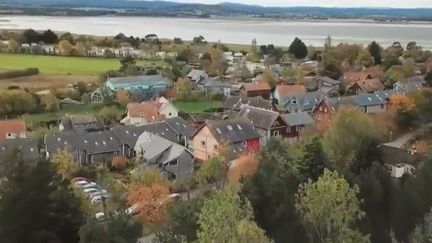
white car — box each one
[95,212,105,221]
[126,204,139,216]
[80,183,99,189]
[73,180,89,187]
[83,188,101,194]
[91,196,106,204]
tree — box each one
[40,29,58,44]
[119,55,136,73]
[192,35,207,45]
[76,81,88,95]
[99,106,120,125]
[59,39,73,56]
[7,39,19,52]
[242,139,308,242]
[111,156,129,170]
[389,94,418,128]
[196,156,227,188]
[410,208,432,243]
[294,135,327,182]
[115,90,131,106]
[126,183,171,226]
[425,71,432,87]
[356,49,374,67]
[40,92,60,112]
[22,28,40,43]
[60,32,75,44]
[288,37,308,59]
[232,64,253,81]
[296,169,369,243]
[176,77,193,101]
[261,70,277,90]
[52,149,79,180]
[228,152,259,185]
[79,215,142,243]
[197,187,271,243]
[0,155,84,242]
[129,167,168,187]
[368,41,382,65]
[209,47,228,76]
[173,37,183,44]
[323,106,379,173]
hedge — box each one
[0,68,39,79]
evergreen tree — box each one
[288,37,308,59]
[368,41,382,65]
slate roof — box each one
[0,138,39,163]
[237,105,281,130]
[81,131,122,154]
[111,126,147,148]
[280,112,314,126]
[316,76,341,86]
[187,69,208,82]
[141,122,178,142]
[205,118,259,144]
[45,131,82,154]
[394,78,424,93]
[59,114,103,132]
[279,90,326,112]
[327,96,357,112]
[378,145,421,165]
[164,117,196,138]
[223,96,273,111]
[356,93,388,106]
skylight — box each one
[227,125,233,131]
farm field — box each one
[0,74,98,89]
[0,53,163,75]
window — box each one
[287,127,291,133]
[169,160,178,166]
[296,126,301,132]
[319,106,323,111]
[237,125,242,130]
[201,141,206,147]
[324,108,328,113]
[273,130,280,136]
[169,113,172,116]
[214,145,218,150]
[243,141,247,147]
[381,104,385,109]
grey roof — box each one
[394,78,424,93]
[327,96,357,111]
[316,76,341,85]
[164,117,196,138]
[237,105,280,130]
[107,75,171,85]
[45,131,81,154]
[223,96,273,111]
[280,90,326,112]
[356,93,387,106]
[0,138,39,163]
[378,145,421,165]
[59,114,104,132]
[204,79,231,88]
[280,112,314,126]
[205,118,259,144]
[81,131,122,154]
[187,69,208,82]
[111,126,147,148]
[141,122,178,143]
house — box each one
[280,112,315,140]
[105,75,175,101]
[237,105,287,145]
[378,144,421,178]
[394,77,424,93]
[134,132,195,180]
[192,118,260,161]
[240,83,271,99]
[342,71,384,94]
[120,98,178,126]
[188,111,236,129]
[90,89,103,103]
[45,130,123,166]
[223,96,274,111]
[0,119,27,142]
[278,90,326,113]
[314,76,341,96]
[312,96,356,120]
[204,80,231,97]
[58,114,104,133]
[164,117,196,147]
[273,84,307,105]
[111,126,147,158]
[187,69,209,87]
[345,78,385,95]
[0,138,39,163]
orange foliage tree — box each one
[228,152,259,185]
[116,90,131,106]
[111,156,129,170]
[389,94,416,112]
[126,183,170,226]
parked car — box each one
[126,204,139,216]
[83,188,102,194]
[80,183,99,190]
[72,177,88,182]
[169,193,182,202]
[73,180,89,187]
[95,212,105,221]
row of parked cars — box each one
[71,177,110,204]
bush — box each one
[0,68,39,80]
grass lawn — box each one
[174,100,222,113]
[0,53,163,75]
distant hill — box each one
[1,0,432,19]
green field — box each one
[174,100,222,113]
[0,54,162,75]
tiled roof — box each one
[275,84,306,98]
[126,102,166,122]
[0,138,39,163]
[205,118,259,144]
[0,119,26,141]
[237,105,280,130]
[241,82,271,92]
[347,79,385,93]
[342,71,372,83]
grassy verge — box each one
[174,100,222,113]
[0,53,163,75]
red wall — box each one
[246,138,260,152]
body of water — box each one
[1,15,432,49]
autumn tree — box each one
[389,93,418,128]
[228,152,259,185]
[288,37,308,59]
[209,47,228,76]
[261,70,277,89]
[115,90,131,106]
[296,169,369,243]
[197,187,271,243]
[356,49,374,67]
[127,183,171,226]
[196,156,227,188]
[111,156,129,170]
[40,92,60,112]
[176,77,193,101]
[53,149,78,181]
[98,106,120,125]
[323,106,379,173]
[59,39,73,56]
[7,39,19,52]
[129,167,168,187]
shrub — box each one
[0,68,39,80]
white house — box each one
[120,97,178,126]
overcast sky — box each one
[171,0,432,8]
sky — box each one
[170,0,432,8]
